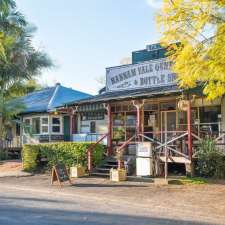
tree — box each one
[0,0,52,148]
[157,0,225,100]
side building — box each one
[9,83,91,147]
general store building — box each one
[62,44,225,176]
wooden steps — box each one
[159,156,191,164]
[92,157,118,177]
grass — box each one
[169,177,208,185]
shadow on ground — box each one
[72,183,148,188]
[0,196,214,225]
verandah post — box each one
[136,105,141,141]
[107,104,113,156]
[187,100,193,160]
[133,100,144,141]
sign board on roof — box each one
[106,58,176,92]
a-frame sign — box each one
[51,164,72,187]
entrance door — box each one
[161,111,177,142]
[63,116,71,141]
[90,121,96,133]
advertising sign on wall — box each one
[106,58,176,92]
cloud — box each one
[146,0,163,9]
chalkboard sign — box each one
[51,164,72,187]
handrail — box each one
[215,133,225,142]
[116,135,136,153]
[116,135,136,169]
[87,133,108,173]
[142,131,187,134]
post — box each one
[133,100,144,141]
[164,130,168,179]
[107,104,113,156]
[87,149,93,173]
[187,100,192,160]
[70,114,73,139]
[136,105,141,141]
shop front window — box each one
[199,106,221,135]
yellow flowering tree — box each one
[157,0,225,100]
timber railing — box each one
[1,137,22,149]
[116,131,191,172]
[116,135,136,169]
[87,133,108,173]
[139,131,189,158]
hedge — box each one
[22,142,104,172]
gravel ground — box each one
[0,175,225,225]
[0,160,31,177]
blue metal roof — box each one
[19,84,92,114]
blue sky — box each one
[17,0,162,94]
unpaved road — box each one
[0,175,225,225]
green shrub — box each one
[195,138,225,178]
[22,142,104,172]
[22,145,39,171]
[0,150,8,160]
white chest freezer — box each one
[136,157,153,176]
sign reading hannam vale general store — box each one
[106,58,176,92]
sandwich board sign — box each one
[51,163,72,187]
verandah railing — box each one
[86,130,225,176]
[87,133,108,173]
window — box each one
[32,118,40,134]
[52,117,61,133]
[41,117,49,134]
[199,106,221,123]
[24,118,31,134]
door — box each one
[63,116,70,141]
[90,121,96,133]
[161,111,177,143]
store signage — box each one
[106,58,176,92]
[178,100,189,111]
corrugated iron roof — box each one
[19,84,92,114]
[66,85,182,106]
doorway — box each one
[161,110,177,142]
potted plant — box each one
[110,168,127,182]
[70,158,86,178]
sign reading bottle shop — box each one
[106,58,176,92]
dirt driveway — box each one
[0,175,225,224]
